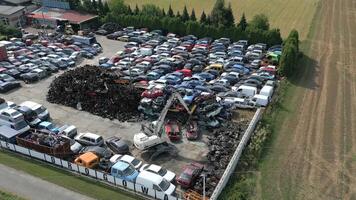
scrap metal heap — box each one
[193,121,249,197]
[47,65,142,121]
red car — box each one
[186,121,199,140]
[141,88,163,99]
[165,120,181,141]
[176,162,204,188]
[176,69,192,77]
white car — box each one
[140,164,176,182]
[0,108,24,123]
[110,154,143,169]
[74,132,104,146]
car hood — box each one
[164,183,176,195]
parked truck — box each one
[72,35,97,45]
[16,129,71,158]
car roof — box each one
[81,132,101,139]
[120,155,134,162]
[78,152,98,162]
[147,164,162,172]
[112,161,130,171]
[138,170,163,184]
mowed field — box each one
[124,0,319,39]
[258,0,356,199]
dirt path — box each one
[259,0,356,199]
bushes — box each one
[0,23,22,39]
[279,29,300,77]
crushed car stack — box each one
[47,65,141,121]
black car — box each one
[79,146,112,159]
[15,106,41,127]
[0,80,21,93]
[4,69,21,79]
[20,72,39,83]
[105,136,129,154]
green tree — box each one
[127,5,132,15]
[162,8,166,17]
[92,0,97,13]
[190,8,196,21]
[181,5,190,21]
[134,4,140,15]
[110,0,129,15]
[176,11,181,18]
[168,5,174,17]
[237,13,247,31]
[210,0,225,25]
[224,3,234,26]
[200,11,207,23]
[69,0,81,10]
[141,4,162,16]
[103,2,110,13]
[250,14,269,30]
[97,0,104,15]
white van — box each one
[20,101,49,121]
[232,85,257,98]
[251,94,269,106]
[259,85,274,99]
[135,171,176,195]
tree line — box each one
[279,29,299,77]
[71,0,282,47]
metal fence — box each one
[210,108,263,200]
[0,140,180,200]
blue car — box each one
[196,72,215,81]
[100,63,113,68]
[110,161,139,182]
[230,64,250,75]
[38,121,60,133]
[147,71,162,80]
[183,89,200,104]
[163,75,182,85]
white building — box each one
[0,5,26,27]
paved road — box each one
[0,164,94,200]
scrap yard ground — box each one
[1,34,217,175]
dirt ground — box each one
[258,0,356,199]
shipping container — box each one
[0,44,8,61]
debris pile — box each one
[193,122,248,196]
[23,130,67,148]
[47,65,141,121]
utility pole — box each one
[201,173,206,200]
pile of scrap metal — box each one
[139,88,233,128]
[193,122,249,196]
[47,65,142,121]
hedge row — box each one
[103,14,283,47]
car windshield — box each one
[131,158,140,166]
[157,168,167,176]
[13,121,27,130]
[122,165,136,176]
[158,179,171,191]
[34,106,46,114]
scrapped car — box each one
[79,146,112,159]
[105,136,130,154]
[0,81,21,93]
[109,154,143,169]
[140,164,176,182]
[75,132,104,146]
[176,162,204,188]
[165,120,181,141]
[186,121,199,140]
[37,121,60,133]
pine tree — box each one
[200,11,207,23]
[127,5,132,15]
[162,8,166,17]
[210,0,225,25]
[224,3,234,26]
[237,13,247,31]
[97,0,104,15]
[190,8,196,21]
[103,2,110,13]
[92,0,97,13]
[134,4,140,15]
[181,5,190,21]
[168,5,174,17]
[176,11,181,18]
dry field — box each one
[258,0,356,199]
[124,0,319,39]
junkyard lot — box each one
[2,35,211,175]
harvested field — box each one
[124,0,319,39]
[258,0,356,199]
